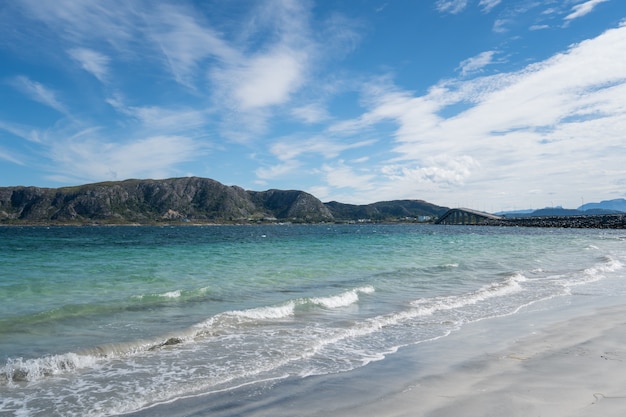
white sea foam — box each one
[411,273,526,316]
[160,290,182,298]
[309,286,375,309]
[132,289,182,300]
[227,302,296,320]
[583,256,622,281]
[1,352,99,384]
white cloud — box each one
[254,135,375,182]
[231,50,306,110]
[255,159,301,180]
[10,0,352,148]
[291,103,330,124]
[68,48,110,82]
[323,22,626,207]
[269,136,375,162]
[382,155,480,185]
[213,2,315,110]
[493,19,511,33]
[478,0,501,13]
[147,4,239,88]
[50,135,203,183]
[321,161,376,190]
[435,0,469,14]
[0,121,42,143]
[107,95,207,134]
[18,0,138,50]
[458,51,497,76]
[565,0,609,21]
[0,147,24,165]
[11,76,67,114]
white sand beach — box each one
[339,299,626,417]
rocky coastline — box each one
[485,214,626,229]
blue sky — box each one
[1,0,625,211]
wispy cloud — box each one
[458,51,497,76]
[106,94,207,134]
[147,3,239,88]
[8,0,356,143]
[255,159,302,181]
[255,135,375,181]
[49,134,204,183]
[435,0,469,14]
[17,0,139,50]
[11,76,67,114]
[565,0,609,21]
[478,0,501,13]
[68,48,110,82]
[0,146,25,165]
[320,161,376,191]
[0,120,42,143]
[291,103,331,124]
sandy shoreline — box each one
[338,298,626,417]
[123,295,626,417]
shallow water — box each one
[1,224,625,416]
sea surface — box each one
[1,224,625,416]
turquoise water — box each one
[1,224,625,416]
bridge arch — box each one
[435,208,502,225]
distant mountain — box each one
[0,177,449,225]
[325,199,449,221]
[578,198,626,213]
[499,205,623,218]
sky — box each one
[1,0,625,211]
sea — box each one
[1,224,625,416]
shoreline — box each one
[123,294,626,417]
[342,297,626,417]
[2,214,626,228]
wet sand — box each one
[343,300,626,417]
[123,295,626,417]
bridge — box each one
[435,208,503,225]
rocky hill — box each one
[325,199,447,221]
[0,177,448,225]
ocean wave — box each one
[410,273,526,316]
[0,285,376,385]
[226,302,297,320]
[575,255,624,285]
[1,352,99,385]
[290,274,530,363]
[132,286,211,301]
[308,286,375,309]
[1,286,214,335]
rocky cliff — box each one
[0,177,447,224]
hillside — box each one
[325,200,447,221]
[0,177,448,225]
[578,198,626,213]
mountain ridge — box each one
[0,177,449,225]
